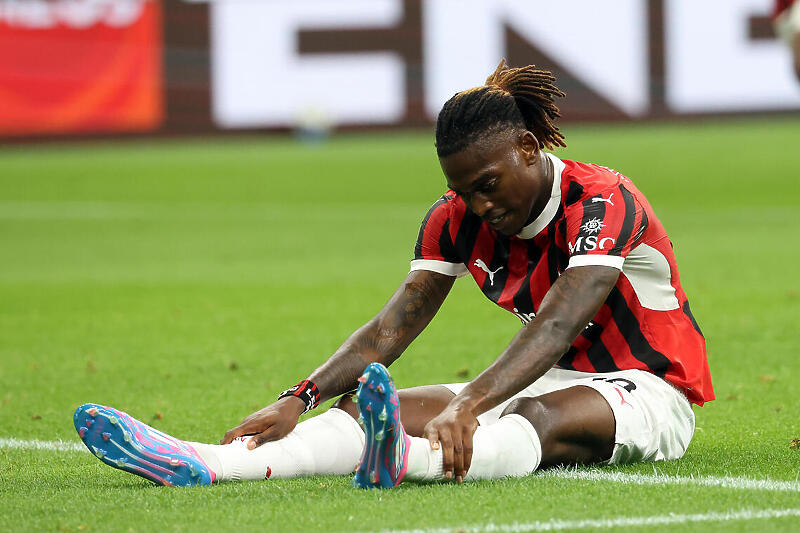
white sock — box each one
[405,414,542,481]
[189,408,365,482]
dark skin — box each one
[222,129,620,483]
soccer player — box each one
[75,60,713,488]
[774,0,800,81]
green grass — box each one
[1,117,799,531]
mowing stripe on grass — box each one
[0,438,85,453]
[3,438,800,494]
[379,508,800,532]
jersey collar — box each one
[516,153,564,239]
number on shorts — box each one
[592,377,637,393]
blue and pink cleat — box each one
[352,362,410,489]
[73,403,215,487]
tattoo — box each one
[308,270,454,402]
[455,265,619,415]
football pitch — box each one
[1,118,799,531]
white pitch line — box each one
[3,438,800,494]
[0,437,86,453]
[378,508,800,533]
[537,467,800,493]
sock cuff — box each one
[499,413,543,472]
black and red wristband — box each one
[278,379,321,414]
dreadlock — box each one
[435,59,566,157]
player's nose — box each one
[470,192,494,217]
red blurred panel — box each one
[0,1,163,136]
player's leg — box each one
[332,384,456,437]
[75,380,457,487]
[351,363,546,487]
[498,386,614,468]
[75,403,366,486]
[353,365,695,487]
[189,385,456,485]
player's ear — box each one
[518,131,539,165]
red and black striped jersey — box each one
[411,154,714,405]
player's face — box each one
[440,130,552,236]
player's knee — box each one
[331,393,359,420]
[500,397,553,439]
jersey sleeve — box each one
[409,194,468,277]
[564,184,648,270]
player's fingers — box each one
[459,433,474,483]
[423,427,441,451]
[439,431,454,480]
[452,435,464,483]
[248,425,282,449]
[220,426,246,445]
[221,414,271,444]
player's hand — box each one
[220,396,306,449]
[422,403,479,483]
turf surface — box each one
[1,118,799,531]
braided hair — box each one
[435,59,566,158]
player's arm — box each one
[307,269,455,400]
[423,264,619,481]
[221,269,455,447]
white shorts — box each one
[442,367,695,464]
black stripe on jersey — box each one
[631,204,649,244]
[414,195,449,259]
[606,287,671,377]
[481,235,510,302]
[682,300,705,338]
[569,196,607,262]
[454,210,483,260]
[565,181,584,206]
[585,334,622,372]
[610,185,637,255]
[438,219,459,262]
[512,239,544,315]
[558,347,577,369]
[546,219,567,284]
[581,320,604,343]
[557,319,602,370]
[578,196,608,238]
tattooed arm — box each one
[422,265,620,480]
[221,269,455,447]
[307,269,455,401]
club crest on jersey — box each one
[580,217,605,234]
[473,259,503,286]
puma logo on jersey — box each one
[474,259,503,285]
[592,193,614,206]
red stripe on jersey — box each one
[466,224,498,288]
[496,239,532,310]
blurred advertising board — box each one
[0,0,163,136]
[1,0,798,139]
[208,0,800,129]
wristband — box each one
[278,379,321,414]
